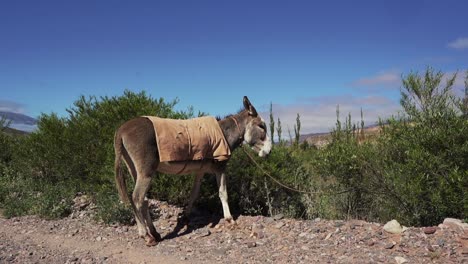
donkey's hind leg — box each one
[120,151,147,237]
[143,197,160,241]
[133,174,160,246]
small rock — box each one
[324,232,333,240]
[423,226,437,234]
[273,214,284,221]
[443,218,468,231]
[246,241,256,248]
[367,241,375,246]
[395,256,408,264]
[385,242,396,249]
[334,221,344,227]
[250,230,265,239]
[436,238,445,247]
[96,236,103,241]
[426,244,435,252]
[301,245,309,251]
[198,230,211,238]
[213,248,227,256]
[274,222,285,229]
[383,220,405,234]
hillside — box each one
[301,124,382,148]
[0,111,37,132]
[3,127,29,136]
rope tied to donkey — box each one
[241,145,354,196]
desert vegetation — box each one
[0,68,466,227]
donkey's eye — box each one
[259,124,266,130]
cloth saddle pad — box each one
[144,116,231,162]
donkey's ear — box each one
[243,96,257,116]
[243,96,251,110]
[249,105,258,116]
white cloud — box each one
[0,100,25,114]
[261,95,401,135]
[447,37,468,50]
[10,123,37,132]
[351,71,401,88]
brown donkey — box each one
[114,96,272,246]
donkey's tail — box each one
[114,131,131,204]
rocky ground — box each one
[1,194,467,264]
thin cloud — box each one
[0,100,25,114]
[262,95,401,135]
[447,37,468,50]
[446,71,467,97]
[351,71,401,88]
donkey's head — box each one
[241,96,272,157]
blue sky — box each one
[1,0,467,133]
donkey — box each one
[114,96,272,246]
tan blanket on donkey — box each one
[144,116,231,162]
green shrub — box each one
[93,186,134,225]
[1,70,466,227]
[1,90,199,222]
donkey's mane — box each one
[215,108,246,121]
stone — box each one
[197,230,211,238]
[384,242,396,249]
[383,220,405,234]
[274,222,285,229]
[436,238,445,247]
[273,214,284,221]
[213,248,227,256]
[395,256,408,264]
[334,221,344,227]
[423,226,437,234]
[246,242,256,248]
[443,218,468,231]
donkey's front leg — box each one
[216,172,234,223]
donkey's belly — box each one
[157,160,215,175]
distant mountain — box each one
[3,126,29,136]
[0,111,37,132]
[300,124,382,148]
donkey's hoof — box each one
[226,218,237,225]
[180,214,190,225]
[145,235,158,247]
[153,232,162,241]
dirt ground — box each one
[1,197,467,264]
